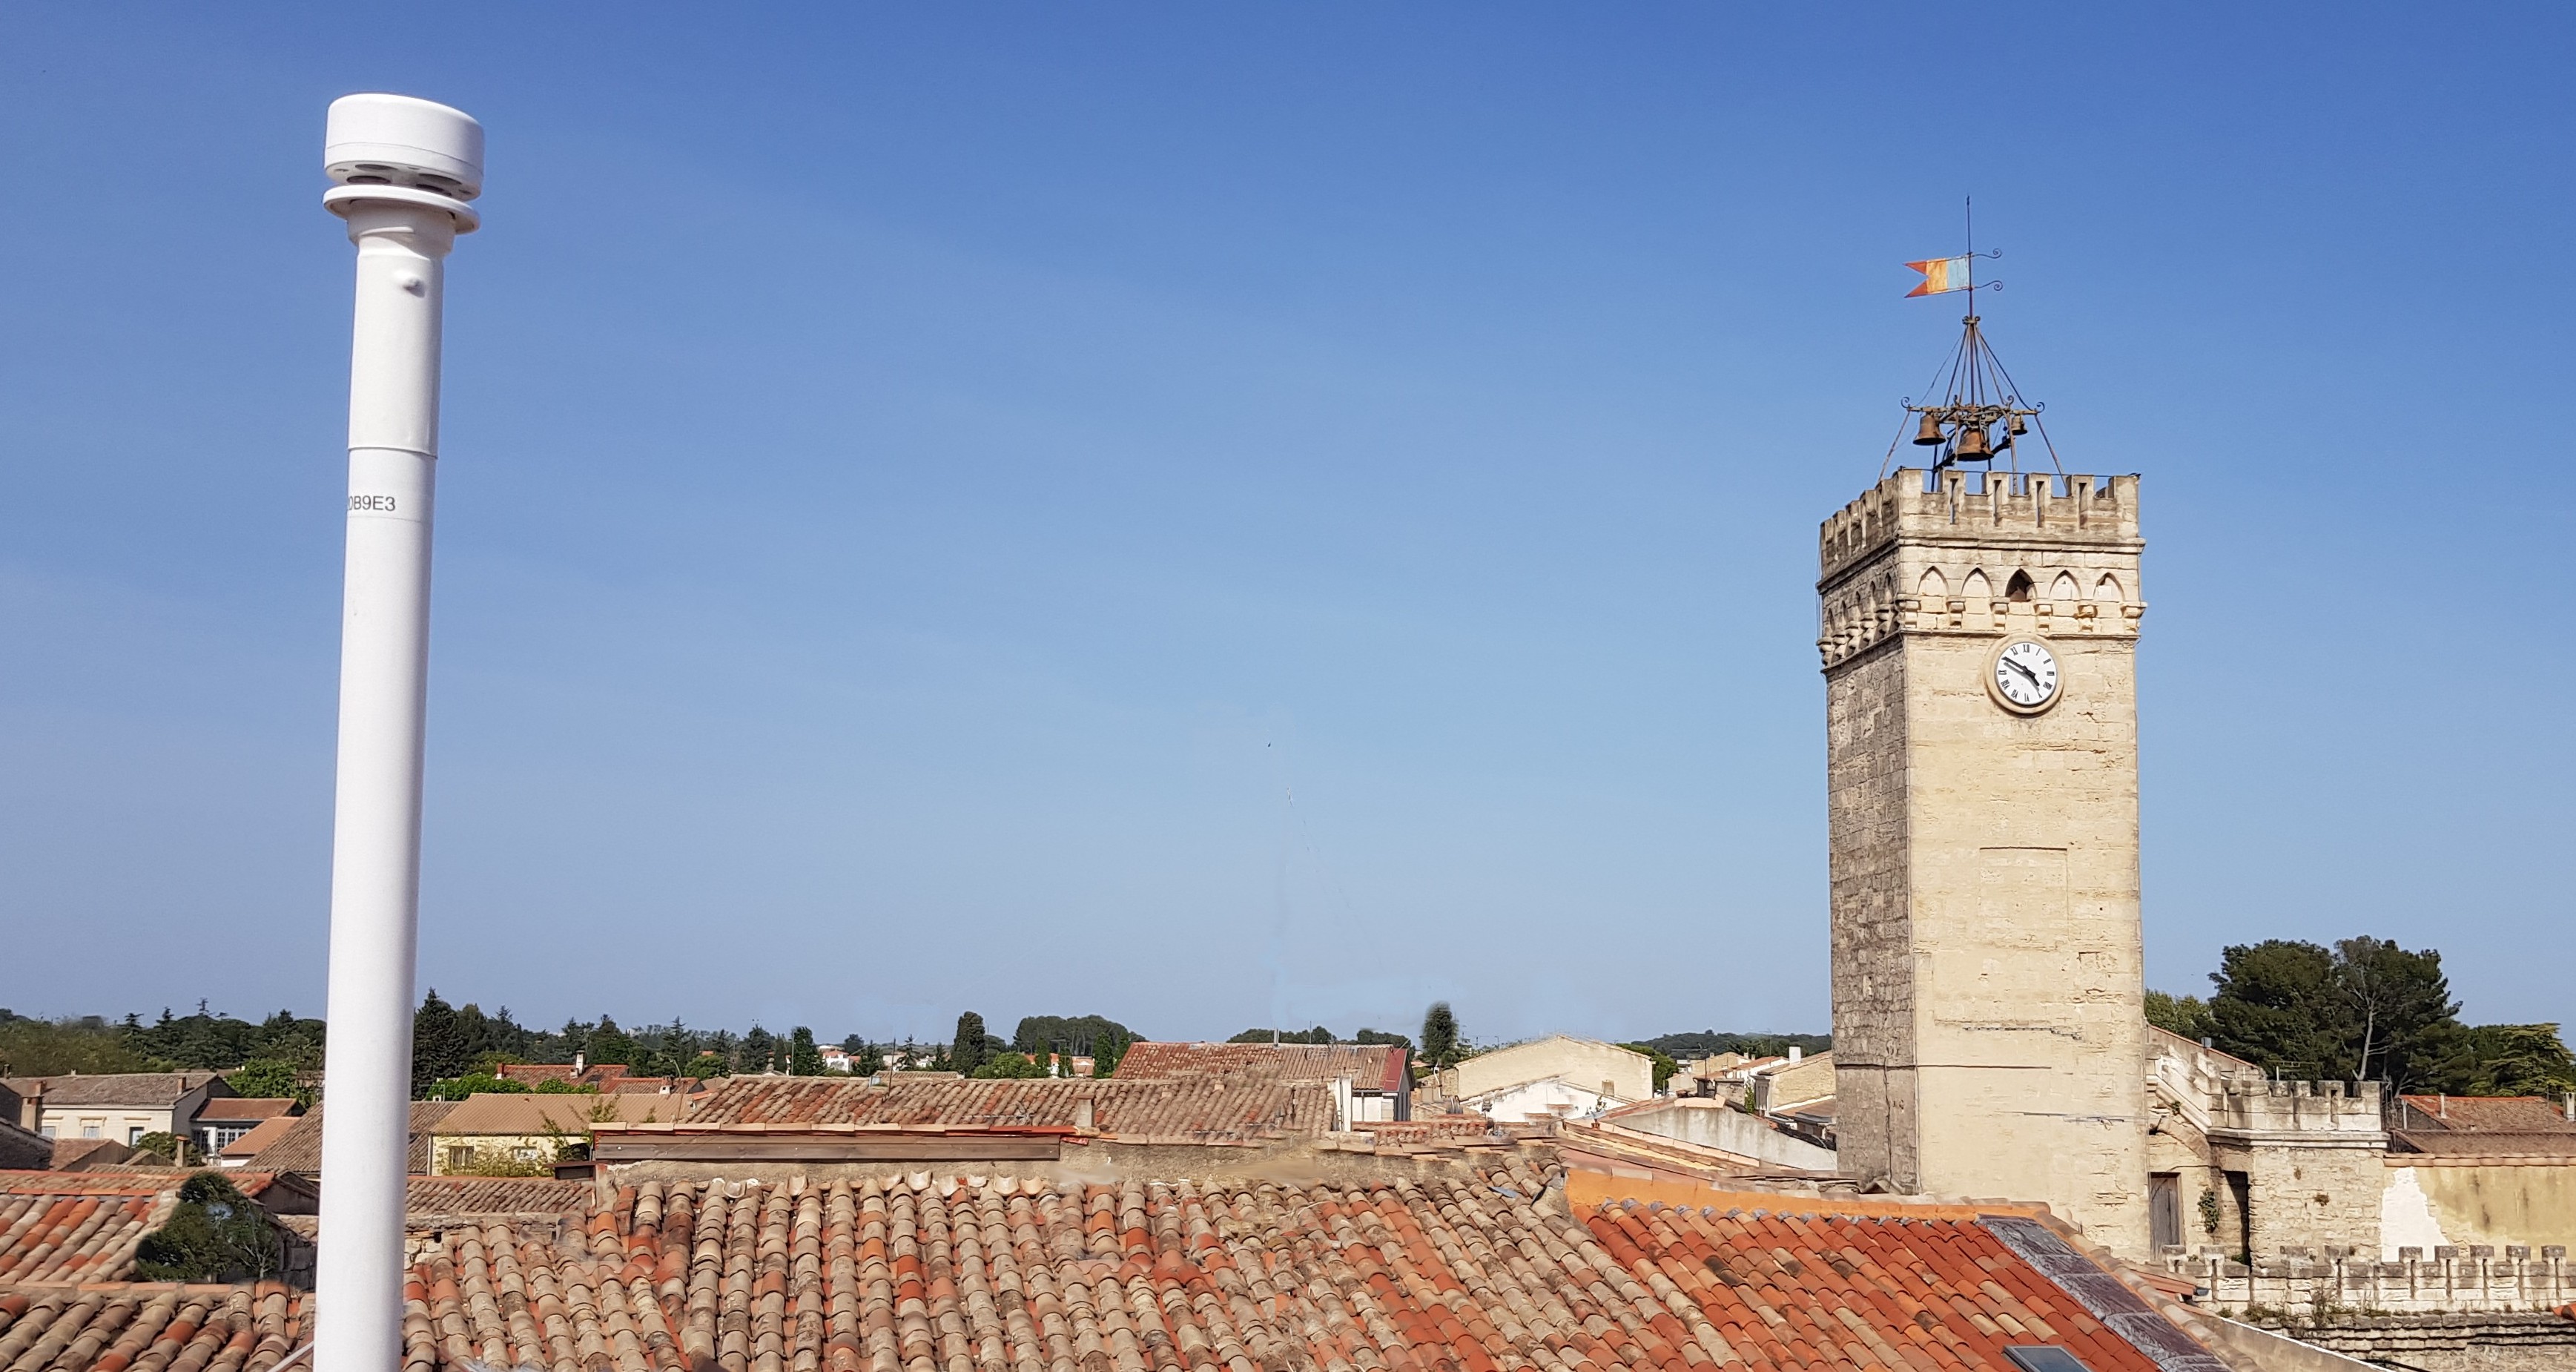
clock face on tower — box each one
[1988,639,2061,713]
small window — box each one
[446,1146,474,1170]
[2004,1348,2093,1372]
[128,1127,147,1146]
[80,1120,103,1139]
[2005,570,2035,601]
[38,1125,55,1141]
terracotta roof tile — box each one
[431,1092,675,1135]
[2,1163,2220,1372]
[215,1115,301,1162]
[42,1140,133,1173]
[0,1173,189,1284]
[1112,1041,1411,1092]
[0,1075,225,1109]
[0,1282,309,1372]
[245,1100,455,1175]
[403,1176,594,1219]
[2389,1129,2576,1158]
[2395,1095,2576,1132]
[684,1076,1335,1142]
[191,1100,299,1124]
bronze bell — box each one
[2007,412,2029,436]
[1953,425,1993,460]
[1912,412,1945,446]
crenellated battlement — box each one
[2211,1078,2387,1138]
[1813,467,2147,670]
[2164,1240,2576,1312]
[1820,468,2142,583]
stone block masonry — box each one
[1820,466,2150,1257]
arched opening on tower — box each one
[2005,570,2035,601]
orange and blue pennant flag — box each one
[1904,255,1973,297]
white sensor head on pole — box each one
[326,93,484,201]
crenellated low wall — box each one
[2163,1241,2575,1313]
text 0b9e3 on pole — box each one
[310,92,481,1372]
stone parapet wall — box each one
[2242,1313,2576,1372]
[2211,1079,2383,1136]
[2164,1241,2575,1313]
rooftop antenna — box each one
[308,93,481,1372]
[1882,197,2065,479]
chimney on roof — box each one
[573,1052,585,1073]
[2564,1092,2573,1124]
[1074,1097,1094,1131]
[1789,1046,1802,1063]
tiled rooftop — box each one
[0,1075,223,1109]
[360,1164,2217,1372]
[2394,1095,2576,1133]
[684,1077,1335,1144]
[217,1115,301,1163]
[244,1101,455,1175]
[0,1282,307,1372]
[192,1099,299,1124]
[1112,1042,1411,1093]
[0,1155,2225,1372]
[404,1176,595,1221]
[42,1140,131,1173]
[0,1173,297,1286]
[0,1174,180,1284]
[434,1092,678,1135]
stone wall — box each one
[2387,1161,2576,1256]
[2167,1242,2575,1313]
[1820,467,2150,1257]
[2241,1314,2576,1372]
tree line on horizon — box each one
[2149,936,2575,1097]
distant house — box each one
[495,1061,699,1095]
[0,1118,46,1171]
[4,1072,233,1147]
[428,1092,675,1175]
[1432,1036,1654,1122]
[193,1098,302,1159]
[215,1112,306,1170]
[1112,1041,1411,1124]
[242,1099,458,1178]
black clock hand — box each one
[2002,656,2041,686]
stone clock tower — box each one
[1817,464,2150,1256]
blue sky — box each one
[2,5,2569,1046]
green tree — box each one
[423,1072,534,1101]
[411,990,468,1097]
[224,1058,313,1107]
[587,1016,638,1067]
[1089,1027,1130,1077]
[741,1026,775,1074]
[1421,1003,1461,1072]
[1228,1026,1336,1044]
[2207,937,2471,1092]
[0,1013,153,1076]
[789,1026,824,1076]
[2336,937,2468,1092]
[952,1012,990,1075]
[2462,1025,2576,1097]
[1351,1028,1415,1052]
[133,1173,283,1282]
[2144,991,2217,1042]
[970,1051,1046,1079]
[1619,1044,1680,1092]
[132,1132,199,1166]
[2207,941,2347,1078]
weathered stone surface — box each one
[1820,466,2150,1256]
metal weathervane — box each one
[1884,198,2064,478]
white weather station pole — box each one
[311,93,483,1372]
